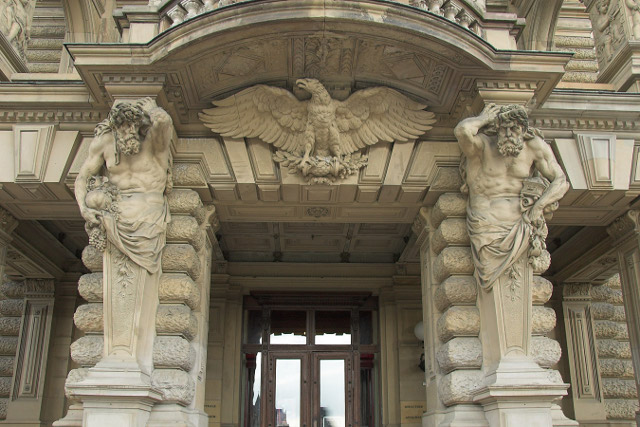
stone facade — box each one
[0,1,639,427]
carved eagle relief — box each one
[199,78,436,183]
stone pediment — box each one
[67,0,570,127]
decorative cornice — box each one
[531,117,640,132]
[0,110,105,124]
[606,210,640,241]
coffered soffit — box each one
[66,0,570,116]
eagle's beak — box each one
[296,79,307,89]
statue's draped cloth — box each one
[467,203,532,290]
[101,192,170,274]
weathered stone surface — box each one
[82,245,103,272]
[532,249,551,275]
[0,317,21,336]
[78,273,103,303]
[162,244,201,280]
[594,320,625,339]
[532,306,556,335]
[597,339,631,359]
[0,398,6,419]
[600,359,634,380]
[431,193,467,228]
[431,167,463,192]
[438,369,484,406]
[433,247,474,283]
[73,303,104,333]
[611,305,627,323]
[0,356,13,376]
[151,369,195,405]
[605,274,621,289]
[70,335,103,366]
[436,337,482,373]
[617,323,629,340]
[167,215,203,251]
[431,218,469,255]
[436,306,480,342]
[156,304,197,340]
[153,336,195,371]
[64,368,89,397]
[602,379,637,399]
[173,163,207,187]
[531,336,562,367]
[0,337,17,355]
[591,302,615,320]
[0,377,10,397]
[167,189,202,214]
[159,273,200,310]
[0,281,24,300]
[434,276,477,312]
[607,288,623,305]
[532,276,553,304]
[604,399,638,420]
[0,299,23,316]
[590,284,613,302]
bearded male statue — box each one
[455,104,569,291]
[74,97,172,371]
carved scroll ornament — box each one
[199,78,436,184]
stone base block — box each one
[148,403,208,427]
[422,404,488,427]
[52,403,83,426]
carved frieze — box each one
[0,0,35,59]
[200,79,436,184]
[590,0,627,66]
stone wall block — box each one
[81,245,103,272]
[434,276,477,312]
[590,284,614,302]
[0,299,24,317]
[0,356,13,376]
[604,399,639,419]
[431,218,469,255]
[153,336,195,371]
[438,369,484,406]
[532,306,556,335]
[602,379,638,399]
[0,377,11,397]
[159,273,200,310]
[151,369,195,405]
[605,288,623,305]
[611,305,627,323]
[172,163,207,187]
[162,244,201,280]
[0,281,24,299]
[595,320,626,339]
[156,304,197,340]
[431,193,467,228]
[599,359,627,378]
[532,276,553,304]
[591,302,616,320]
[597,339,631,359]
[167,215,204,251]
[73,303,104,333]
[531,336,562,367]
[167,189,202,215]
[70,335,104,366]
[433,247,474,283]
[0,337,17,355]
[78,273,103,303]
[0,399,6,419]
[436,337,482,373]
[0,317,21,336]
[436,306,480,342]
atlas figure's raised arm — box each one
[75,135,107,225]
[136,97,173,154]
[454,103,500,157]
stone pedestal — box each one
[473,257,568,426]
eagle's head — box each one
[296,78,326,96]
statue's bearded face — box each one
[108,103,151,157]
[496,120,525,157]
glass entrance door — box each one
[268,352,352,427]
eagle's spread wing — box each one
[199,85,308,155]
[335,87,436,154]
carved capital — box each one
[23,279,55,298]
[562,282,592,300]
[606,210,640,241]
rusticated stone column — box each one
[605,210,640,426]
[415,194,488,427]
[0,208,18,281]
[0,278,24,419]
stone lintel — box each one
[474,79,537,110]
[102,74,166,103]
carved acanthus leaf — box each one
[606,210,640,241]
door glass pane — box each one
[315,311,351,345]
[271,311,307,344]
[320,360,345,427]
[275,359,301,427]
[246,353,261,427]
